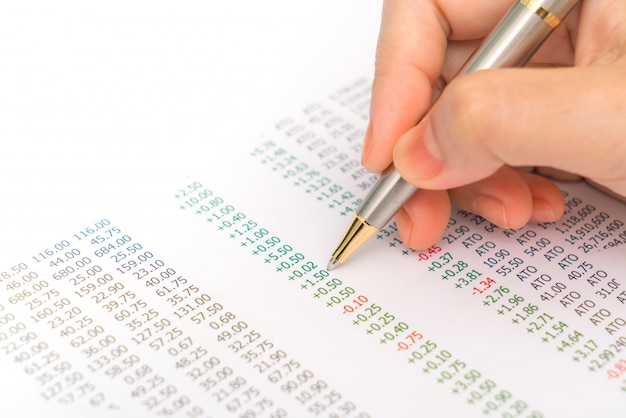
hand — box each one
[361,0,626,249]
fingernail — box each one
[361,121,373,167]
[531,197,557,222]
[422,121,443,160]
[472,195,509,228]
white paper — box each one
[1,2,625,417]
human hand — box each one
[361,0,626,249]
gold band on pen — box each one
[519,0,561,28]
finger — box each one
[448,166,533,230]
[393,62,626,197]
[516,170,565,223]
[362,0,448,173]
[448,167,565,230]
[395,188,451,250]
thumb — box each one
[393,61,626,196]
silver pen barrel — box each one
[460,0,577,72]
[358,167,416,229]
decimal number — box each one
[1,263,29,282]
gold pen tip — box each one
[328,213,378,270]
[327,258,339,271]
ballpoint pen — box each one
[327,0,579,270]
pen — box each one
[327,0,579,270]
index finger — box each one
[362,0,514,173]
